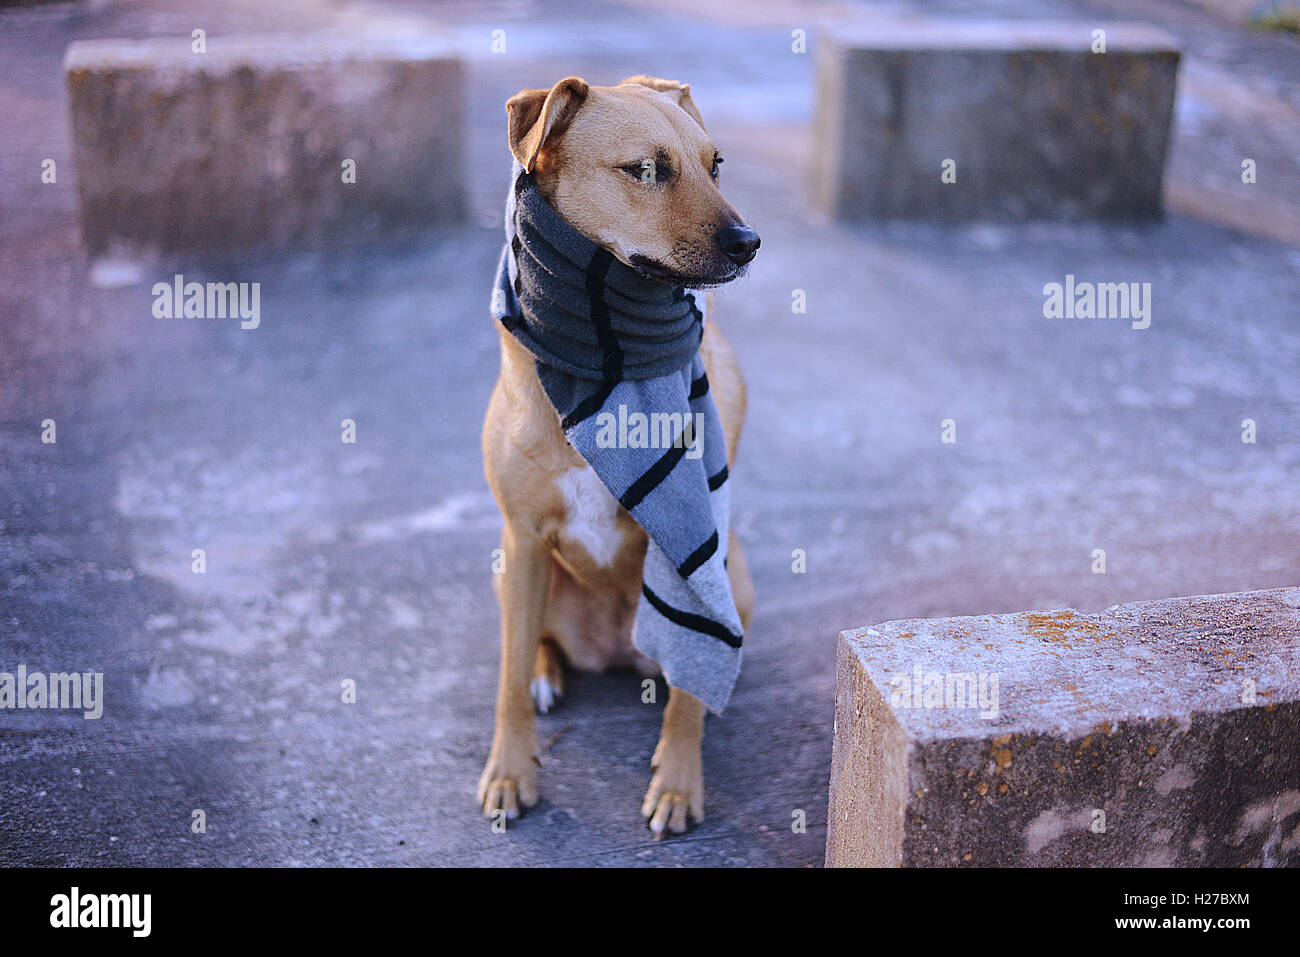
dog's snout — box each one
[715,225,760,267]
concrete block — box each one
[811,20,1180,221]
[63,32,464,254]
[827,588,1300,867]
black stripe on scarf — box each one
[642,582,743,648]
[561,381,617,432]
[619,440,686,512]
[586,249,621,379]
[559,249,621,431]
[677,529,718,578]
[690,372,709,400]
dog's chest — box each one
[555,464,625,567]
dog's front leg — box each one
[477,523,549,820]
[642,685,706,837]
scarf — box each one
[490,163,743,714]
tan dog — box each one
[478,75,758,836]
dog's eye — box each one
[619,160,670,184]
[711,155,723,182]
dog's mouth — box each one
[628,254,746,289]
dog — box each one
[478,75,758,837]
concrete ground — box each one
[1,0,1298,866]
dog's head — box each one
[506,75,759,287]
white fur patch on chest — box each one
[556,465,623,567]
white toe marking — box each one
[531,676,558,714]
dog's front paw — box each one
[640,737,704,838]
[477,736,539,821]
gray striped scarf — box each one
[490,163,743,714]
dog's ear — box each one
[619,75,706,131]
[506,76,590,172]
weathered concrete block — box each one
[811,21,1180,221]
[827,588,1300,867]
[63,32,464,253]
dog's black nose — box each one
[716,225,761,266]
